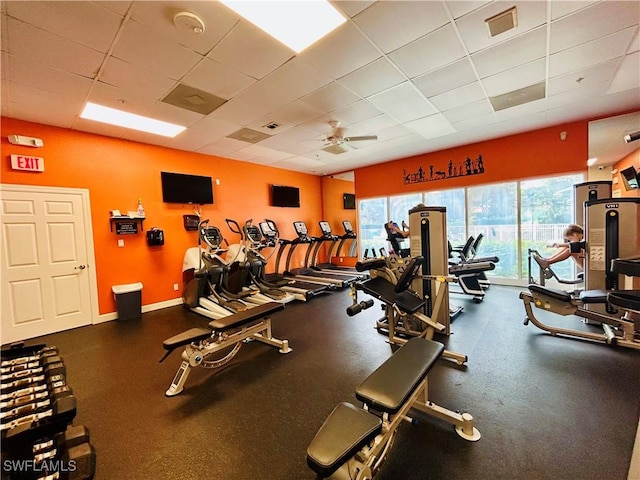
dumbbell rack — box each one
[1,343,96,480]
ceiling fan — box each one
[322,121,377,154]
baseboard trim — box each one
[95,298,183,324]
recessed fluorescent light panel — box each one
[80,102,186,138]
[219,0,346,53]
[587,158,598,166]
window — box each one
[356,172,585,283]
[358,197,387,257]
[424,189,466,245]
[520,173,584,282]
[468,183,518,278]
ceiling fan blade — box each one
[343,135,378,142]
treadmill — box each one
[258,220,329,300]
[309,221,367,278]
[338,220,358,257]
[283,221,358,289]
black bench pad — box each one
[356,338,444,414]
[608,290,640,311]
[450,261,495,275]
[529,284,573,302]
[306,402,382,478]
[578,289,608,304]
[163,328,211,351]
[358,277,424,314]
[208,302,284,330]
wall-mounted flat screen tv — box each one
[161,171,214,204]
[271,185,300,208]
[620,166,639,191]
[343,193,356,210]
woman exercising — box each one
[536,224,585,270]
[386,220,409,238]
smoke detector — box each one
[174,12,205,35]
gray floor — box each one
[15,284,640,480]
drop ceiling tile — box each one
[182,57,256,99]
[100,57,176,100]
[338,58,406,98]
[481,58,546,96]
[446,1,493,20]
[301,82,360,113]
[367,82,437,123]
[354,1,450,54]
[207,20,294,79]
[412,58,478,98]
[455,1,547,54]
[299,22,381,79]
[349,114,398,135]
[147,100,204,128]
[234,58,332,114]
[429,81,486,111]
[112,19,202,80]
[4,1,123,52]
[209,97,272,126]
[441,98,494,123]
[246,100,324,134]
[164,115,240,151]
[405,113,456,140]
[607,51,640,94]
[388,25,466,78]
[549,27,637,77]
[258,135,315,156]
[544,80,611,111]
[471,26,547,78]
[238,144,292,161]
[323,99,382,125]
[550,1,640,54]
[88,80,159,113]
[451,111,498,131]
[550,1,599,21]
[5,17,104,78]
[95,1,131,16]
[547,58,619,96]
[130,1,236,56]
[2,81,82,126]
[333,1,374,19]
[4,54,92,100]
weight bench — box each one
[449,261,495,302]
[350,256,467,365]
[307,337,480,479]
[520,263,640,350]
[160,302,291,396]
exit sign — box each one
[10,154,44,172]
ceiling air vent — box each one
[162,83,226,115]
[489,82,545,112]
[227,128,271,144]
[485,7,517,38]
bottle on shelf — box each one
[137,198,145,218]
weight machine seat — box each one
[358,277,425,314]
[528,284,609,304]
[306,402,382,478]
[577,290,608,304]
[356,337,444,414]
[607,290,640,312]
[208,302,284,329]
[162,302,284,353]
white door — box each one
[1,185,97,344]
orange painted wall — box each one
[1,117,322,315]
[613,148,640,198]
[354,120,588,198]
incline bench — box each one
[307,337,480,479]
[160,302,291,396]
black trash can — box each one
[112,282,143,321]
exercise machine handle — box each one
[356,258,387,272]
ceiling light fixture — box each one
[80,102,186,137]
[587,158,598,166]
[624,131,640,143]
[219,0,346,53]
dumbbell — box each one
[1,384,73,422]
[33,425,91,461]
[1,346,58,368]
[1,395,77,432]
[346,299,374,316]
